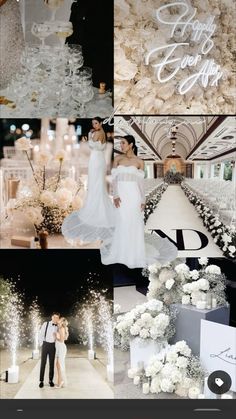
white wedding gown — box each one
[62,137,115,243]
[100,166,177,269]
[55,341,67,386]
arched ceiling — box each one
[114,116,236,161]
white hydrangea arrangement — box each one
[182,258,227,308]
[145,261,192,305]
[128,341,205,398]
[115,299,175,350]
[7,138,82,234]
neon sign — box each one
[145,2,223,94]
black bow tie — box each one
[52,323,57,326]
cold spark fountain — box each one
[29,299,41,359]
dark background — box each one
[0,250,113,316]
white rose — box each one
[146,299,163,312]
[176,356,189,369]
[228,245,236,254]
[37,151,52,166]
[198,257,208,266]
[15,137,33,151]
[148,262,161,274]
[190,270,199,280]
[205,265,221,275]
[40,191,55,207]
[175,264,190,277]
[130,324,141,336]
[165,278,175,290]
[198,278,210,291]
[174,341,191,357]
[140,328,150,339]
[160,378,175,393]
[56,188,73,208]
[222,234,232,244]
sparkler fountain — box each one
[97,294,114,383]
[29,299,41,360]
[5,288,23,384]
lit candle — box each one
[143,383,150,394]
[196,301,206,310]
[212,298,217,308]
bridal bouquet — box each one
[7,137,82,234]
[115,299,175,350]
[128,341,205,398]
[144,262,190,305]
[182,258,227,308]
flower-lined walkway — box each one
[145,185,222,258]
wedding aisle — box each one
[145,185,222,258]
[14,356,113,399]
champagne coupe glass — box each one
[72,81,94,116]
[44,0,65,21]
[31,22,54,47]
[54,21,73,48]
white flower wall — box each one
[114,0,236,114]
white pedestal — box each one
[130,338,166,369]
[106,364,114,383]
[32,349,40,360]
[88,350,96,360]
[171,304,230,355]
[8,365,19,384]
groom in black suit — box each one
[39,312,60,388]
[67,0,113,91]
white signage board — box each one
[145,2,223,94]
[200,320,236,392]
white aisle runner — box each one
[14,357,113,399]
[145,185,222,258]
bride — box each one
[62,117,115,243]
[100,135,177,268]
[55,317,69,389]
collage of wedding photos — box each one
[0,0,236,412]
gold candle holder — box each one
[7,177,20,200]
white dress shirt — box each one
[39,321,58,346]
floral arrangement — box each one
[181,183,236,259]
[7,137,82,234]
[181,258,227,308]
[127,341,205,398]
[114,0,235,114]
[143,261,191,306]
[114,299,175,350]
[144,183,168,224]
[163,171,184,184]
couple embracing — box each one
[39,312,69,389]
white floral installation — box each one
[143,261,191,305]
[114,0,236,115]
[127,340,205,398]
[6,137,82,234]
[144,183,168,224]
[114,299,175,350]
[181,258,228,308]
[181,183,236,259]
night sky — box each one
[0,250,113,316]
